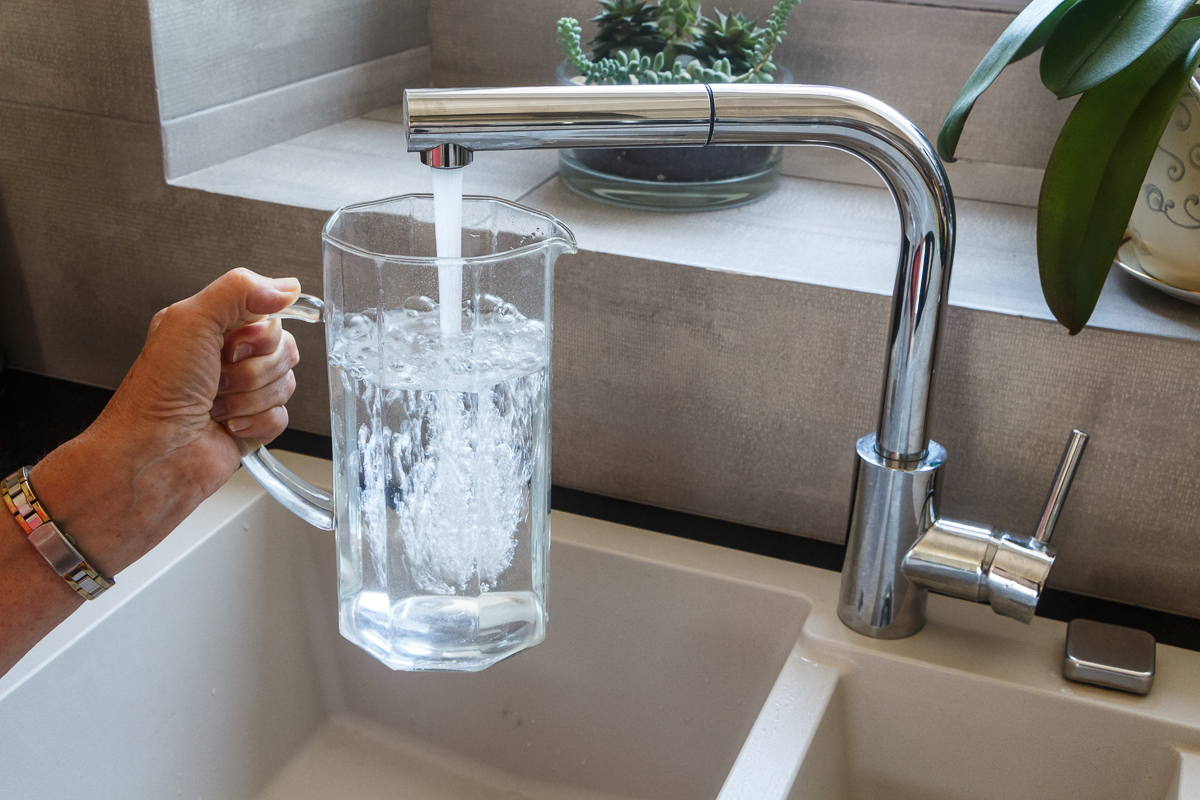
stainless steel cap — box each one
[1063,618,1156,695]
[420,143,474,169]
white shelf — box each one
[173,112,1200,344]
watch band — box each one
[3,466,114,600]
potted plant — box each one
[939,0,1200,333]
[555,0,800,210]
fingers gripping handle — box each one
[237,293,334,530]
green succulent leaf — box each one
[655,0,702,47]
[1037,17,1200,333]
[678,9,768,73]
[1040,0,1196,98]
[936,0,1082,162]
[589,0,664,60]
[558,18,599,80]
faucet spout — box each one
[403,83,957,638]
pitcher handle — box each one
[236,293,334,531]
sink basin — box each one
[4,452,1200,799]
[721,566,1200,800]
[0,453,804,800]
[782,631,1200,800]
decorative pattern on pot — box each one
[1129,77,1200,292]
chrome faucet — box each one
[403,84,1088,638]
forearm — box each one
[0,487,84,677]
[0,413,209,678]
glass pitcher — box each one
[239,194,576,672]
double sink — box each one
[2,452,1198,799]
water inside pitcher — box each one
[243,195,576,671]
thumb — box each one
[181,268,302,333]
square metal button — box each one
[1063,618,1156,695]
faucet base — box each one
[839,434,946,639]
[836,600,928,640]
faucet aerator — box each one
[421,143,474,169]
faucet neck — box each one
[708,84,954,460]
[405,84,955,461]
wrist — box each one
[0,502,83,677]
[28,429,131,578]
[27,411,197,578]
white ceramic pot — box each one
[1128,76,1200,291]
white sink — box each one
[0,453,803,800]
[3,452,1200,799]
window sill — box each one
[170,110,1200,345]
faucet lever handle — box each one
[1033,430,1089,544]
[985,429,1089,623]
[902,429,1091,625]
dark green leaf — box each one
[1040,0,1195,98]
[1037,17,1200,333]
[937,0,1081,162]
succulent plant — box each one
[558,0,800,86]
[655,0,702,63]
[679,10,767,74]
[589,0,665,60]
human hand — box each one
[29,269,302,577]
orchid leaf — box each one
[1040,0,1195,98]
[1037,17,1200,333]
[937,0,1081,162]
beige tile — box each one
[552,243,1200,615]
[0,0,158,121]
[429,0,595,88]
[162,47,432,179]
[0,101,332,432]
[149,0,430,120]
[552,249,884,542]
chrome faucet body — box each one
[403,84,1085,639]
